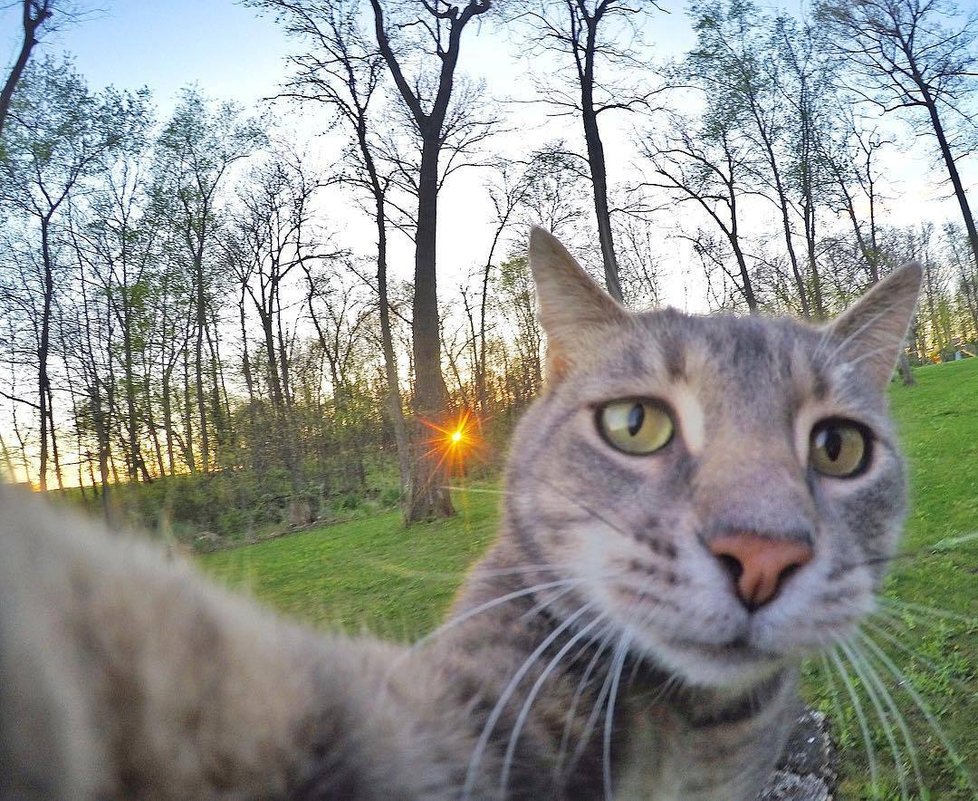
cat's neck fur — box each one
[441,517,800,801]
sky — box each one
[2,0,976,486]
[0,0,974,307]
[1,1,291,109]
[1,0,704,308]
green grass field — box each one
[201,358,978,799]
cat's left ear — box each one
[824,263,922,389]
[528,226,627,380]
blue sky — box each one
[1,0,292,109]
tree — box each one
[0,0,55,136]
[224,148,335,502]
[0,55,140,491]
[684,0,819,317]
[152,88,264,473]
[518,0,664,302]
[818,0,978,277]
[368,0,492,522]
[250,0,413,503]
[641,119,760,312]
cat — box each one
[0,226,921,801]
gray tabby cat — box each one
[0,227,921,801]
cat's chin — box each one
[636,633,788,690]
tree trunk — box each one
[898,352,915,386]
[182,348,196,472]
[580,32,622,303]
[194,245,210,473]
[917,79,978,276]
[37,214,55,492]
[726,167,759,313]
[161,363,177,475]
[0,1,51,136]
[374,197,412,501]
[407,135,454,522]
[122,304,148,482]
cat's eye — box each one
[597,400,674,455]
[809,419,872,477]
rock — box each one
[758,707,838,801]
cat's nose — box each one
[709,533,813,610]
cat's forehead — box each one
[566,307,880,419]
[638,308,821,384]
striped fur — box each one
[0,229,920,800]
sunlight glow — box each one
[419,410,482,475]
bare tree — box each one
[819,0,978,275]
[640,120,760,311]
[518,0,665,302]
[0,0,55,135]
[250,0,413,502]
[368,0,492,522]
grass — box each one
[200,358,978,799]
[818,358,978,800]
[200,486,500,640]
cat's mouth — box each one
[671,634,784,666]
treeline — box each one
[1,0,977,542]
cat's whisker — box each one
[603,632,631,801]
[828,645,882,798]
[849,633,926,795]
[864,613,976,693]
[462,601,596,801]
[444,485,512,495]
[517,584,579,624]
[838,337,916,372]
[408,578,584,655]
[930,530,978,551]
[817,653,853,757]
[813,301,904,368]
[878,597,978,628]
[838,551,916,571]
[497,613,608,796]
[837,639,911,800]
[572,631,624,772]
[856,629,978,796]
[535,475,637,542]
[553,625,617,783]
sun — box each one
[419,410,483,474]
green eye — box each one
[810,419,872,477]
[598,400,674,455]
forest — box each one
[1,0,977,543]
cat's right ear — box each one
[529,226,626,380]
[824,262,923,389]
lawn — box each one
[200,358,978,800]
[200,486,502,639]
[824,358,978,800]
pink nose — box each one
[709,533,813,610]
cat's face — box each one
[505,228,921,689]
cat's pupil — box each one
[820,429,842,461]
[627,403,645,436]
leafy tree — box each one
[0,55,143,490]
[152,88,264,473]
[819,0,978,276]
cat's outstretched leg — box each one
[0,486,487,801]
